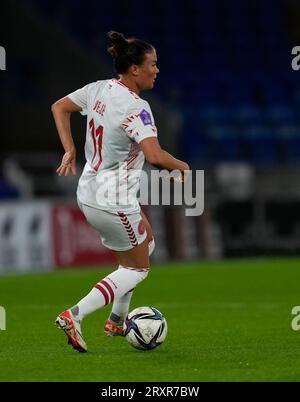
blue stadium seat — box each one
[197,106,234,125]
[265,106,296,126]
[234,106,264,126]
[241,125,278,166]
[207,124,242,162]
[275,125,300,164]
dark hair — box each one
[107,31,154,74]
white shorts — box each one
[79,202,147,251]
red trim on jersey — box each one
[118,212,138,247]
[114,79,140,99]
[124,153,139,170]
[125,142,140,170]
[117,79,130,89]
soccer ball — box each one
[123,306,167,350]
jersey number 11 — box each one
[89,118,104,172]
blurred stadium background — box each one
[1,0,300,274]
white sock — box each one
[71,265,148,321]
[110,289,134,324]
[108,240,155,323]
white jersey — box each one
[67,79,157,214]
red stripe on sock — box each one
[100,280,115,303]
[95,284,109,305]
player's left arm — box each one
[51,97,82,176]
[122,101,189,180]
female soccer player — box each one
[52,31,189,352]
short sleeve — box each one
[67,85,89,116]
[122,100,157,143]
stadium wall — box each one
[0,201,116,274]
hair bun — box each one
[107,31,128,58]
[107,31,127,46]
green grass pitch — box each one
[1,258,300,382]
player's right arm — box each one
[51,97,82,176]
